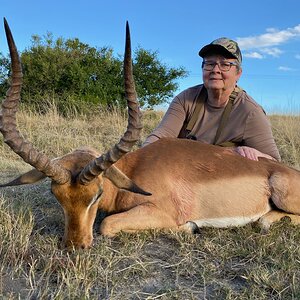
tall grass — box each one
[270,114,300,167]
[0,106,300,299]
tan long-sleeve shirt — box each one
[143,84,280,161]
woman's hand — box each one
[234,146,275,161]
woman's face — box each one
[202,54,242,93]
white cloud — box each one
[260,48,283,57]
[236,24,300,59]
[278,66,295,71]
[237,24,300,50]
[243,52,264,59]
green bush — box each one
[0,33,187,113]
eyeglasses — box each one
[202,61,239,72]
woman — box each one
[143,37,280,161]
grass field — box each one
[1,107,300,299]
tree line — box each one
[0,32,188,114]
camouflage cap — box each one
[198,37,242,64]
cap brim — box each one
[198,44,237,59]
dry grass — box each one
[270,115,300,167]
[1,107,300,299]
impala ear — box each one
[0,169,47,187]
[104,165,151,196]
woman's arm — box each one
[242,108,281,161]
[143,93,188,146]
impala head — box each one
[0,18,149,249]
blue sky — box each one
[2,0,300,113]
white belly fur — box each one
[192,210,271,228]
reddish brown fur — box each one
[51,148,103,248]
[4,137,300,248]
[53,138,300,247]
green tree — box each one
[0,33,188,113]
[134,47,187,108]
[19,32,123,113]
[0,53,10,96]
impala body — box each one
[98,138,300,234]
[1,19,300,249]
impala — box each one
[1,19,300,249]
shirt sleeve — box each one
[142,93,188,146]
[243,108,281,161]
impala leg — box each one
[99,203,179,237]
[177,221,201,234]
[259,210,300,231]
[269,171,300,215]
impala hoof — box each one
[186,221,201,234]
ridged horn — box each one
[0,18,71,185]
[78,21,142,185]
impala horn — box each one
[78,21,142,185]
[0,18,71,185]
